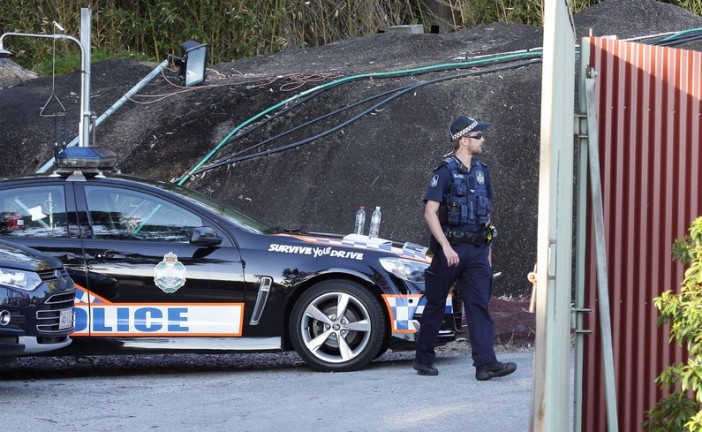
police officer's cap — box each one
[449,116,490,141]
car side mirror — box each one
[190,226,222,247]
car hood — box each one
[0,239,61,272]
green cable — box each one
[179,25,702,186]
[658,27,702,42]
[175,50,542,185]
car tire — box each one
[289,279,386,372]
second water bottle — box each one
[368,206,382,238]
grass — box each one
[30,50,154,76]
[1,0,700,75]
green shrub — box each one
[644,217,702,431]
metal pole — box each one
[573,39,592,432]
[79,8,91,147]
[36,59,170,173]
[584,70,620,432]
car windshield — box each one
[153,182,273,234]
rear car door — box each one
[0,181,86,281]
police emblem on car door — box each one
[154,252,186,293]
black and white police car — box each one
[0,238,75,362]
[0,146,457,371]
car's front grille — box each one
[36,335,70,345]
[37,268,70,282]
[37,269,58,281]
[36,292,75,333]
[9,310,24,326]
[0,336,18,345]
[44,292,74,310]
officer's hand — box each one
[444,246,459,266]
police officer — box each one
[413,115,517,381]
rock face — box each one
[0,59,38,89]
[1,0,701,295]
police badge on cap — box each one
[449,116,490,141]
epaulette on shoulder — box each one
[434,157,455,171]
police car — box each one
[0,239,75,362]
[0,146,456,372]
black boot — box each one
[475,361,517,381]
[413,360,439,376]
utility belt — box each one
[445,225,498,246]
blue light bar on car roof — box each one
[55,146,118,170]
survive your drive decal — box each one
[72,285,244,337]
[268,243,364,260]
[270,233,430,262]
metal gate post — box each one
[584,68,620,432]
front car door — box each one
[72,181,251,351]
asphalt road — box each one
[0,350,541,432]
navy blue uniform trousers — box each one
[415,241,497,367]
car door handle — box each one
[96,250,128,260]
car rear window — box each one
[0,185,68,238]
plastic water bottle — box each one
[354,206,366,235]
[368,206,382,238]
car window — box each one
[174,188,272,234]
[0,186,68,238]
[113,175,273,234]
[85,185,203,242]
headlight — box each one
[379,257,428,283]
[0,267,42,291]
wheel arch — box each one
[281,269,392,352]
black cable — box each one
[644,28,702,47]
[219,86,337,147]
[194,58,542,173]
[652,32,702,47]
[209,53,543,159]
[207,84,421,166]
[179,27,702,184]
[195,83,424,172]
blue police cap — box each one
[449,116,490,141]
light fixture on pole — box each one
[174,40,208,87]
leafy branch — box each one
[644,217,702,431]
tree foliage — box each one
[0,0,700,74]
[644,217,702,431]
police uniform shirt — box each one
[424,156,493,204]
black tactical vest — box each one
[440,157,491,232]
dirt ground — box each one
[0,0,701,344]
[490,295,536,349]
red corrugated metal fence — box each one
[583,37,702,431]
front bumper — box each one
[0,334,25,357]
[0,276,75,356]
[19,334,72,354]
[385,294,458,349]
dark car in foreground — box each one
[0,147,457,371]
[0,239,75,362]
